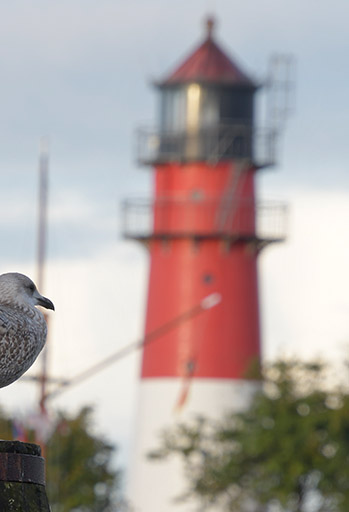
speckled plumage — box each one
[0,273,54,388]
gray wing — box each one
[0,304,35,343]
[0,305,43,388]
[0,306,14,337]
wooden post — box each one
[0,440,50,511]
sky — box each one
[0,0,349,493]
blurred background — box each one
[0,0,349,508]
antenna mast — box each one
[37,137,50,414]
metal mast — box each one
[36,137,50,414]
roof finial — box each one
[205,15,216,40]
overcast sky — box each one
[0,0,349,488]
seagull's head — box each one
[0,273,55,311]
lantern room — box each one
[157,18,256,161]
[137,17,274,165]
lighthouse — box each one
[125,17,287,512]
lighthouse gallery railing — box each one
[122,198,287,243]
[136,125,278,168]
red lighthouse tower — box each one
[125,18,286,512]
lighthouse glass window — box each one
[160,86,219,133]
[186,85,219,131]
[200,88,219,128]
[160,88,187,133]
[219,89,254,124]
[159,85,219,159]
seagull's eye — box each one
[28,283,35,292]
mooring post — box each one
[0,440,50,511]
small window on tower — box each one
[190,189,205,201]
[202,273,214,284]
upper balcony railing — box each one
[136,124,278,168]
[122,198,287,245]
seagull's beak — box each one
[34,290,55,311]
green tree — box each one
[0,405,125,512]
[150,360,349,512]
[46,406,120,512]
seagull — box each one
[0,272,54,388]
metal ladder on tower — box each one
[208,126,235,165]
[215,158,250,236]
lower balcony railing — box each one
[121,198,287,243]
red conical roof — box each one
[159,17,256,88]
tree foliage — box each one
[0,405,124,512]
[150,360,349,512]
[46,407,119,512]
